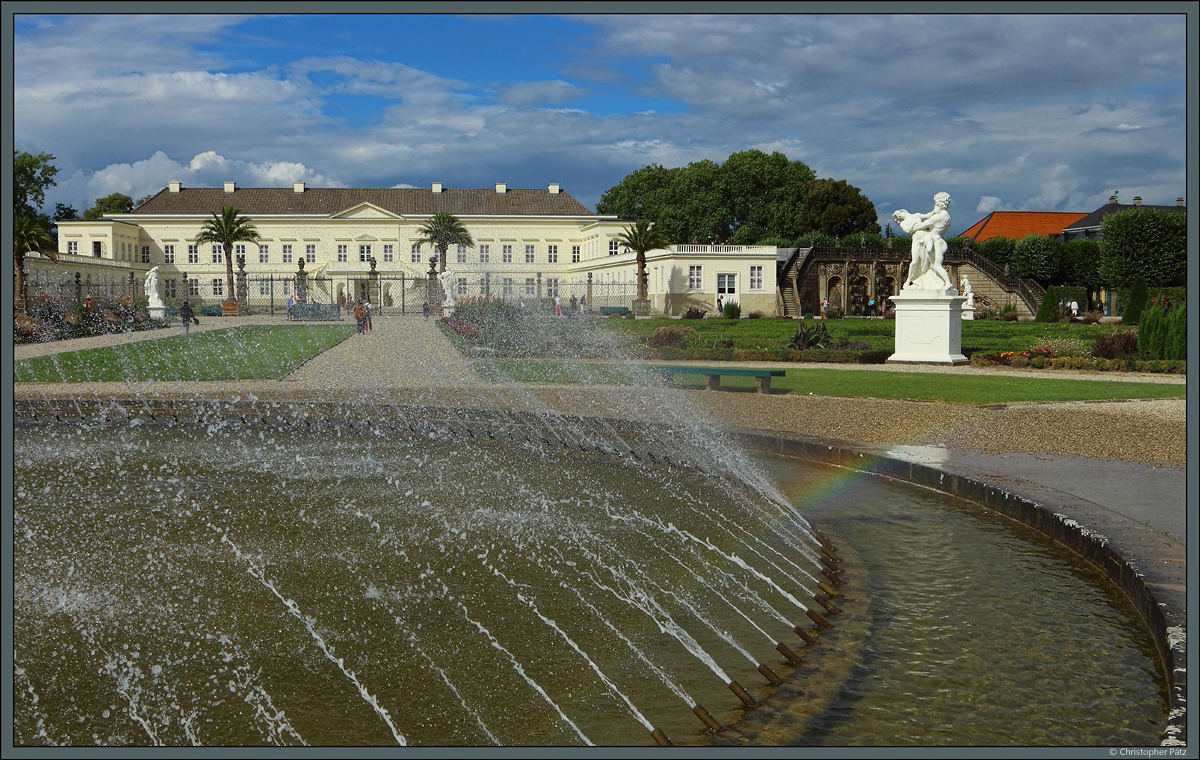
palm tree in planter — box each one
[195,207,260,315]
[416,212,473,273]
[14,215,55,316]
[614,219,671,316]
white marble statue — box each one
[437,268,458,306]
[144,266,164,308]
[961,276,975,309]
[894,192,954,292]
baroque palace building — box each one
[42,181,778,316]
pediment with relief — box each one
[331,202,402,220]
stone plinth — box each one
[442,305,455,318]
[149,306,166,322]
[888,289,968,365]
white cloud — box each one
[976,196,1003,213]
[497,80,587,107]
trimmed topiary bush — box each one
[1122,276,1149,325]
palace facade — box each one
[40,182,778,316]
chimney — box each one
[1133,196,1142,207]
[1108,195,1117,203]
[432,182,443,193]
[548,183,560,194]
[168,181,181,193]
[293,182,305,193]
[224,181,236,193]
[1177,198,1185,207]
[495,182,507,194]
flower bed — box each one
[15,293,168,344]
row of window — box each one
[69,241,591,266]
[686,266,764,290]
[156,276,574,300]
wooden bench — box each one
[642,364,786,394]
[599,306,631,316]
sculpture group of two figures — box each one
[888,192,969,364]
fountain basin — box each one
[11,400,1175,746]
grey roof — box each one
[1062,202,1186,231]
[133,186,595,217]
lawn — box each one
[473,360,1185,404]
[13,325,356,383]
[604,316,1130,357]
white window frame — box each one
[749,265,763,290]
[211,245,223,263]
[411,243,422,263]
[67,241,79,255]
[502,277,513,297]
[258,244,269,264]
[359,244,371,262]
[479,244,490,263]
[524,277,536,296]
[525,244,535,263]
[502,245,513,263]
[212,278,224,297]
[547,245,558,263]
[305,245,316,263]
[609,240,619,256]
[571,245,580,263]
[688,265,702,289]
[338,244,348,262]
[163,244,174,263]
[383,244,394,262]
[282,244,293,263]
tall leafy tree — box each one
[194,207,260,312]
[14,215,55,315]
[416,212,474,272]
[720,149,815,244]
[596,150,824,245]
[613,219,671,308]
[794,178,881,238]
[1097,208,1186,288]
[1010,234,1062,283]
[83,192,135,220]
[14,150,59,219]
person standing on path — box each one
[364,299,373,331]
[553,295,562,317]
[179,300,195,334]
[353,300,366,334]
[285,295,293,321]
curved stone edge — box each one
[732,428,1186,747]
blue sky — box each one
[11,10,1192,235]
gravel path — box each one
[13,315,1187,469]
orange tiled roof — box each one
[959,211,1089,242]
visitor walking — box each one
[569,293,578,315]
[364,299,373,331]
[285,295,294,321]
[423,301,430,319]
[353,300,366,334]
[179,300,195,334]
[716,295,724,314]
[554,295,562,317]
[578,294,586,312]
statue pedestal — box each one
[149,306,166,322]
[442,304,455,318]
[888,289,969,365]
